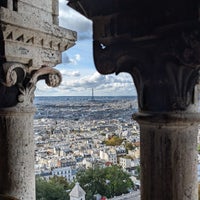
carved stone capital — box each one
[0,63,62,108]
[94,24,200,112]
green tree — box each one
[125,142,135,151]
[36,176,71,200]
[49,176,71,190]
[76,167,106,199]
[76,166,133,199]
[104,165,133,197]
[135,165,141,180]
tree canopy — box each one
[76,165,133,199]
[105,136,124,146]
[36,176,72,200]
[36,166,134,200]
[125,142,135,151]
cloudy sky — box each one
[35,0,136,96]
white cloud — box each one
[69,54,81,65]
[61,52,81,65]
[59,0,92,40]
[35,1,137,97]
[75,54,81,61]
[35,72,137,96]
[59,69,81,77]
[59,72,136,95]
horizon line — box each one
[35,95,137,97]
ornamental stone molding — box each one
[1,62,62,108]
[0,1,76,199]
[0,0,77,108]
[68,0,200,113]
[93,24,200,112]
[0,5,76,68]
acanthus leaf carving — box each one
[30,65,62,88]
[168,30,200,68]
[1,63,62,108]
[165,61,200,110]
[93,27,200,112]
[18,84,36,107]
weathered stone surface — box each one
[135,112,199,200]
[17,2,52,24]
[0,107,35,200]
[0,62,62,108]
[0,1,76,199]
[68,1,200,200]
[0,7,76,39]
[18,0,53,17]
[0,61,62,200]
[92,25,200,112]
[0,1,76,69]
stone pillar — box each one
[128,27,200,199]
[0,1,76,198]
[0,63,62,199]
[0,107,35,200]
[93,23,200,200]
[135,113,199,200]
[67,1,200,199]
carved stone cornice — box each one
[93,23,200,112]
[68,0,200,112]
[0,6,76,68]
[0,63,62,108]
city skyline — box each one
[35,0,137,97]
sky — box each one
[35,0,136,96]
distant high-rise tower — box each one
[91,88,95,101]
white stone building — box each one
[70,182,86,200]
[119,157,132,169]
[52,166,74,182]
[100,149,117,164]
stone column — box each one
[0,107,35,200]
[93,23,200,200]
[129,27,200,199]
[0,0,76,198]
[135,113,199,200]
[0,63,62,199]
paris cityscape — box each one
[34,96,141,199]
[34,96,200,200]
